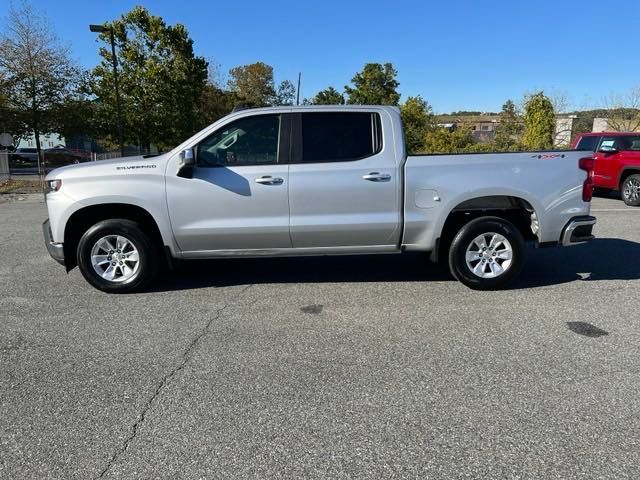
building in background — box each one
[16,133,65,149]
[591,117,640,133]
[592,118,610,132]
[554,116,576,147]
[436,113,500,143]
[436,113,574,146]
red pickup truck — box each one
[572,132,640,206]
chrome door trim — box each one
[178,244,401,259]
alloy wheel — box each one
[465,232,513,279]
[90,235,140,283]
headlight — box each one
[47,179,62,192]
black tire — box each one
[77,219,158,293]
[448,216,525,290]
[621,174,640,206]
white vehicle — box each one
[43,106,596,292]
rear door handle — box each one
[255,175,284,185]
[362,172,391,182]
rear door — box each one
[287,110,401,248]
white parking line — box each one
[591,208,640,212]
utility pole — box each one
[296,72,301,106]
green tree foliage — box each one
[522,92,555,150]
[449,110,482,116]
[274,79,296,106]
[400,95,433,153]
[0,72,28,144]
[0,1,80,160]
[494,99,523,150]
[228,62,276,107]
[52,100,98,148]
[345,63,400,105]
[194,84,236,131]
[312,86,345,105]
[571,112,595,137]
[91,6,208,151]
[423,127,475,154]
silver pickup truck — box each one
[43,105,596,292]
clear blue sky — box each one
[5,0,640,113]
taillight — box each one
[579,156,595,202]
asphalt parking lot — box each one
[1,193,640,479]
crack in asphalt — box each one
[95,283,253,479]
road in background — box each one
[1,194,639,479]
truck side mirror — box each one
[177,148,195,178]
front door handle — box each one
[255,175,284,185]
[362,172,391,182]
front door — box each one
[593,136,623,189]
[166,113,291,253]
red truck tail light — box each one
[579,156,595,202]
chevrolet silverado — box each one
[43,106,596,292]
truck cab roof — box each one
[578,131,638,137]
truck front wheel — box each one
[76,219,158,293]
[621,174,640,206]
[448,216,525,290]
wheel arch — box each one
[619,168,640,189]
[432,195,538,262]
[63,203,166,271]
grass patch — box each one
[0,179,43,194]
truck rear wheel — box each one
[76,219,158,293]
[448,216,524,290]
[621,174,640,206]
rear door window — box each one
[300,112,382,163]
[615,135,640,151]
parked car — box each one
[572,131,640,206]
[11,147,38,167]
[43,146,89,168]
[43,106,596,293]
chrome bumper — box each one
[43,219,65,265]
[561,216,596,246]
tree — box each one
[547,89,575,147]
[91,6,208,151]
[191,59,235,131]
[522,92,555,150]
[423,127,475,154]
[494,99,523,150]
[400,95,433,153]
[601,86,640,132]
[194,83,236,130]
[274,80,296,106]
[227,62,276,107]
[344,63,400,105]
[311,86,345,105]
[0,73,28,145]
[0,1,80,168]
